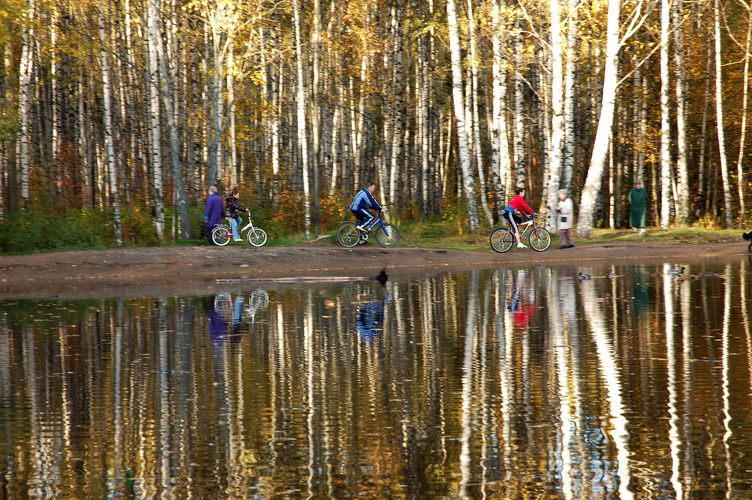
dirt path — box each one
[0,239,747,300]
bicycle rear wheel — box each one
[247,228,268,247]
[337,223,361,248]
[375,223,400,248]
[212,225,232,246]
[528,227,552,252]
[490,228,514,253]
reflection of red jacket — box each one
[513,304,535,330]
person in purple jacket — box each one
[203,186,224,245]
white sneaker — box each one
[355,225,366,232]
[234,238,243,241]
[517,243,527,249]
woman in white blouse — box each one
[556,189,574,249]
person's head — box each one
[366,182,376,194]
[515,187,526,197]
[558,189,568,200]
[231,187,240,197]
[635,181,643,189]
[208,186,218,195]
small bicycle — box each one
[337,212,400,248]
[490,213,551,253]
[212,213,268,247]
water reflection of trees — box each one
[0,263,752,497]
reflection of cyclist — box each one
[503,187,535,249]
[350,182,383,232]
[508,271,535,331]
[208,295,229,346]
[356,287,386,343]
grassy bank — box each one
[0,201,744,256]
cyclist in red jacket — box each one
[503,187,536,249]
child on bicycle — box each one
[224,188,250,241]
[503,187,536,249]
[350,182,383,231]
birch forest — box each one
[1,0,751,244]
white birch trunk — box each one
[157,0,191,239]
[562,0,578,190]
[99,0,123,246]
[228,40,237,188]
[673,0,689,224]
[18,0,36,203]
[292,0,312,237]
[388,5,405,217]
[735,7,752,226]
[547,0,565,231]
[660,0,672,228]
[447,0,480,229]
[491,0,511,219]
[513,24,526,188]
[466,0,493,226]
[575,0,620,238]
[147,0,165,240]
[715,0,734,228]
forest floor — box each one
[0,233,749,300]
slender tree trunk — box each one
[311,0,321,232]
[575,0,620,238]
[466,0,493,226]
[147,0,165,240]
[292,0,312,237]
[513,19,527,189]
[660,0,672,228]
[18,0,36,204]
[446,0,480,229]
[715,0,734,228]
[490,0,511,220]
[674,0,690,224]
[546,0,565,231]
[735,6,752,226]
[563,0,578,190]
[157,0,191,239]
[99,0,123,245]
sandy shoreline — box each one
[0,239,747,300]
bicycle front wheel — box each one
[528,227,552,252]
[337,223,361,248]
[212,225,232,246]
[490,228,514,253]
[247,228,268,247]
[375,223,400,248]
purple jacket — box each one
[204,193,224,226]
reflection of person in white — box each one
[349,183,383,232]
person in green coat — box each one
[628,181,648,233]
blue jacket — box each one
[349,188,382,212]
[204,193,224,226]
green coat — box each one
[628,187,648,228]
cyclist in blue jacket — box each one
[349,183,383,231]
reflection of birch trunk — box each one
[157,300,171,494]
[579,279,633,499]
[459,271,479,496]
[722,263,733,491]
[679,271,695,490]
[496,268,514,474]
[305,291,316,494]
[663,265,684,498]
[545,268,574,499]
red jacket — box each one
[506,195,534,215]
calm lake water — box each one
[2,259,752,498]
